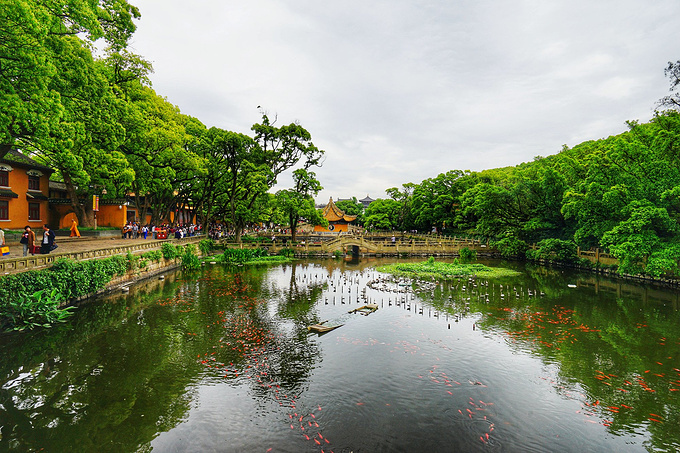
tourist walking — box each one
[40,224,56,254]
[20,225,36,256]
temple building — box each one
[314,197,356,233]
[0,150,53,229]
[359,195,375,208]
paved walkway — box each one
[0,236,169,261]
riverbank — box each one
[0,235,203,274]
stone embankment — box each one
[0,236,205,304]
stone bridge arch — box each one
[324,237,380,254]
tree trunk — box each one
[289,214,299,242]
[62,173,94,227]
[234,221,244,243]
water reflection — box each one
[0,258,678,452]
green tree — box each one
[0,0,140,159]
[276,169,324,241]
[335,197,364,225]
[213,112,325,241]
[118,85,205,224]
[363,199,401,231]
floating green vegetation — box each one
[377,257,520,279]
[202,249,293,266]
[242,256,292,265]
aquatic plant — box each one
[3,289,75,331]
[377,258,520,279]
[181,244,201,270]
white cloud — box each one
[130,0,680,202]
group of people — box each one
[122,222,201,240]
[14,224,57,256]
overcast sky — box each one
[129,0,680,204]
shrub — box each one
[181,244,201,270]
[126,251,139,271]
[198,239,214,256]
[0,256,127,331]
[526,238,578,263]
[219,248,268,264]
[491,237,528,258]
[140,250,163,262]
[278,247,294,257]
[162,242,178,260]
[459,247,477,262]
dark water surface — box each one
[1,257,679,452]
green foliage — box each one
[162,242,179,260]
[140,250,163,262]
[377,259,520,280]
[242,255,292,265]
[601,201,679,276]
[363,198,402,230]
[458,247,477,262]
[278,247,295,258]
[335,197,364,224]
[198,239,214,256]
[219,248,269,264]
[526,238,578,263]
[332,250,343,258]
[276,169,324,241]
[491,237,529,258]
[3,289,75,331]
[180,244,201,270]
[126,251,139,271]
[0,256,127,331]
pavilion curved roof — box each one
[322,197,357,222]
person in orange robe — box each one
[70,218,81,237]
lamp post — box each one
[93,188,107,230]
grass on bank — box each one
[377,257,520,279]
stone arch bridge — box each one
[225,233,494,257]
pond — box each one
[0,257,679,452]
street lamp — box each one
[93,188,107,230]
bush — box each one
[0,256,127,331]
[198,239,214,256]
[526,238,578,263]
[459,247,477,262]
[140,250,163,262]
[491,237,528,258]
[219,248,268,264]
[181,244,201,270]
[162,242,178,260]
[278,247,294,257]
[126,251,139,271]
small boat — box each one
[308,323,343,334]
[348,304,378,314]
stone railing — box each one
[0,236,202,274]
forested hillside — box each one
[364,66,680,277]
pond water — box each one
[1,257,679,452]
